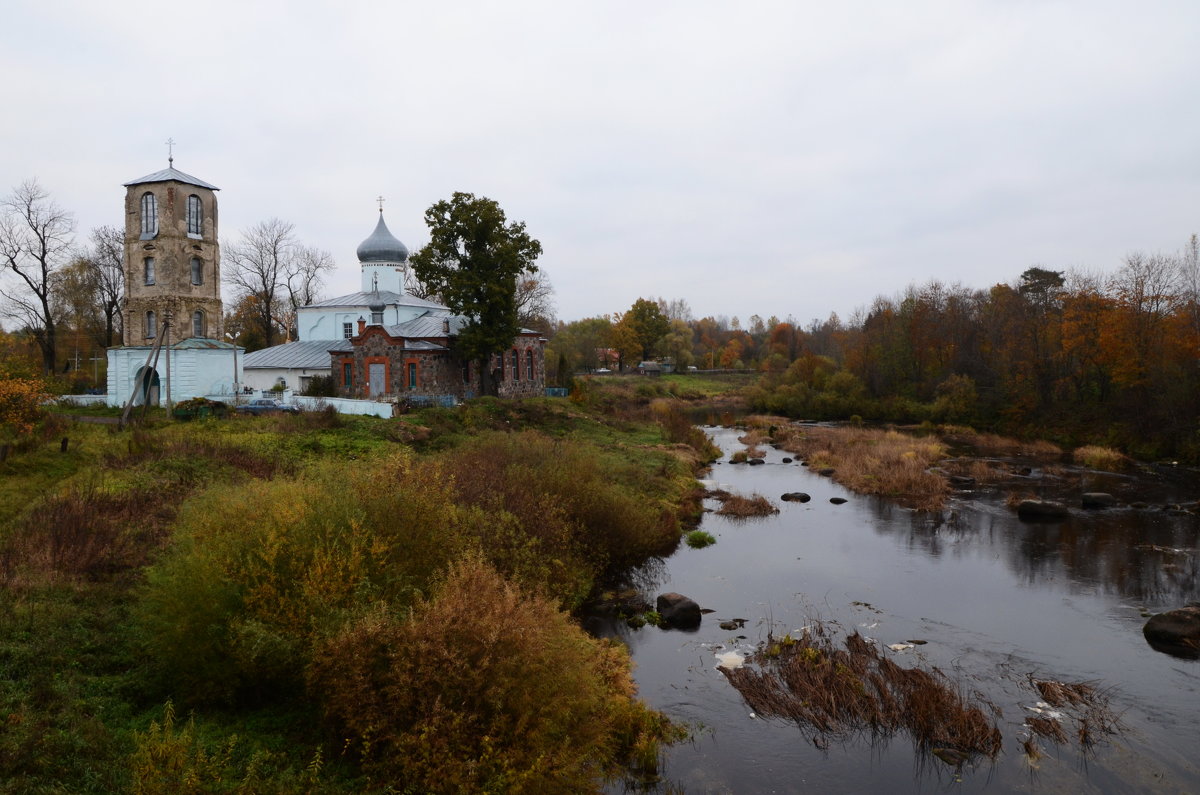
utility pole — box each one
[164,309,173,413]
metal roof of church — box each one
[306,290,446,310]
[243,340,339,369]
[123,166,220,191]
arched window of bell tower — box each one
[187,195,202,237]
[145,310,157,339]
[192,310,205,338]
[140,192,158,238]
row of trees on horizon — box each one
[5,177,1199,458]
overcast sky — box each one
[3,0,1198,326]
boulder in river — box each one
[781,492,811,502]
[781,457,793,464]
[818,467,836,476]
[748,458,766,466]
[830,497,848,505]
[1081,492,1118,509]
[1143,606,1200,659]
[656,592,702,629]
[1016,499,1069,521]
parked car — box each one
[236,398,301,415]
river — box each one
[591,425,1200,794]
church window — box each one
[192,310,205,338]
[408,362,417,389]
[343,362,352,386]
[145,310,157,339]
[343,322,353,338]
[526,349,533,380]
[190,257,203,285]
[144,257,155,285]
[140,193,158,237]
[371,309,384,325]
[511,349,519,380]
[186,195,202,236]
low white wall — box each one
[55,394,108,406]
[292,395,393,417]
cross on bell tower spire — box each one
[166,137,176,166]
[376,195,385,214]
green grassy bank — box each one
[0,391,718,793]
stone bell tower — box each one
[121,153,223,345]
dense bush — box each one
[135,453,471,704]
[438,431,677,607]
[308,556,676,793]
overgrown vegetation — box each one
[769,422,951,510]
[0,392,707,792]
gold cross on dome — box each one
[376,195,386,213]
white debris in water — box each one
[1025,704,1065,720]
[887,643,915,652]
[716,651,745,669]
[860,622,879,629]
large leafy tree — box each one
[623,297,670,361]
[410,192,542,396]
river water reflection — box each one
[594,426,1200,794]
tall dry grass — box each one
[938,427,1063,459]
[1073,445,1129,471]
[775,426,950,510]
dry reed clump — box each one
[721,623,1002,760]
[941,458,1008,484]
[1005,491,1036,509]
[710,492,779,518]
[776,426,950,510]
[1072,445,1129,472]
[938,428,1063,459]
[1023,677,1120,751]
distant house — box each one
[635,361,663,377]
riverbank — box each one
[0,394,718,792]
[600,423,1200,792]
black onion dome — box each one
[356,213,409,263]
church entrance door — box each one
[133,366,160,406]
[368,363,385,397]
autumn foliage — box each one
[0,374,50,439]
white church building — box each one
[240,212,450,392]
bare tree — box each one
[225,219,333,347]
[513,269,555,332]
[0,180,74,373]
[78,225,124,347]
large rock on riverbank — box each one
[1143,606,1200,659]
[656,592,702,629]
